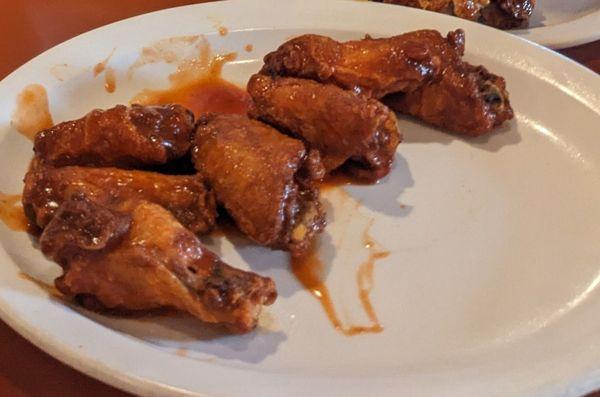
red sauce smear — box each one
[104,67,117,93]
[291,220,389,336]
[0,193,28,232]
[11,84,54,140]
[131,50,250,117]
[93,50,114,77]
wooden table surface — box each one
[0,2,598,396]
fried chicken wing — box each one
[260,30,465,98]
[34,104,194,167]
[22,161,216,233]
[383,62,513,135]
[248,74,401,181]
[192,114,325,256]
[40,195,276,333]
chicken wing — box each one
[40,195,277,333]
[192,114,325,256]
[377,0,535,29]
[247,74,401,181]
[22,161,216,233]
[383,62,513,135]
[34,104,194,167]
[260,30,465,98]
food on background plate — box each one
[34,104,194,168]
[41,195,276,333]
[247,74,402,182]
[373,0,536,29]
[192,113,326,256]
[22,160,216,233]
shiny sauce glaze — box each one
[0,193,28,232]
[131,50,250,117]
[104,67,117,93]
[291,220,389,336]
[11,84,54,140]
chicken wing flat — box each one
[383,62,513,135]
[260,30,465,98]
[40,195,276,333]
[34,104,194,167]
[22,161,216,233]
[247,74,401,181]
[193,114,325,256]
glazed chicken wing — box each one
[248,74,401,181]
[260,30,465,98]
[383,62,513,135]
[22,161,216,233]
[34,104,194,167]
[40,195,276,333]
[193,114,325,256]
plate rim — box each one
[0,1,599,396]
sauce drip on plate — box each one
[0,193,28,232]
[104,67,117,93]
[291,220,389,336]
[11,84,54,140]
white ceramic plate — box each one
[1,1,600,396]
[513,0,600,49]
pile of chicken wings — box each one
[22,29,513,334]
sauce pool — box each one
[131,52,250,117]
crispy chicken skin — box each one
[22,160,216,233]
[192,114,325,256]
[34,104,194,167]
[248,74,401,182]
[376,0,535,29]
[384,63,513,135]
[40,195,277,333]
[260,30,465,98]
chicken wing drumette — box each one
[22,161,216,233]
[34,104,194,168]
[248,74,401,181]
[40,195,276,333]
[192,113,325,256]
